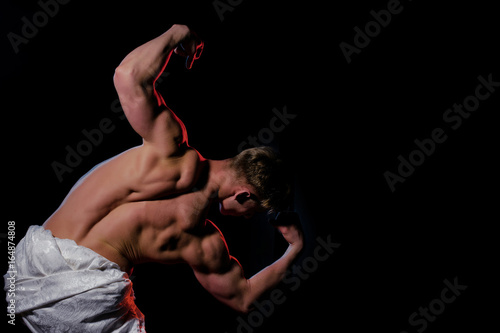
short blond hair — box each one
[230,147,291,212]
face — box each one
[219,190,261,218]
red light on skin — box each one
[152,51,189,147]
[205,219,244,274]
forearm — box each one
[116,24,189,85]
[194,222,303,313]
[194,243,301,313]
[243,244,301,311]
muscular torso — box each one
[43,143,219,274]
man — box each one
[6,24,302,332]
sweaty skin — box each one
[43,24,302,313]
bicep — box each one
[193,258,249,312]
[189,231,249,312]
[113,67,188,155]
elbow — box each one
[114,65,137,86]
[232,290,254,314]
[217,293,252,313]
[114,64,150,88]
[114,65,153,97]
[222,291,253,313]
[232,301,252,314]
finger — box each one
[174,46,187,57]
[276,226,290,234]
[186,44,203,69]
[272,211,300,226]
[194,41,204,60]
[186,48,202,69]
[186,55,195,70]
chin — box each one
[219,203,240,216]
[219,203,230,215]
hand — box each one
[173,26,204,69]
[272,212,303,250]
[276,224,303,249]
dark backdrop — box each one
[1,0,497,332]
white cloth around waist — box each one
[4,225,146,333]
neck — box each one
[206,159,233,199]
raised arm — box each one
[190,221,303,313]
[113,24,204,156]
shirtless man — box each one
[8,24,302,332]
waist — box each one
[79,238,134,275]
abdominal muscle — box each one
[78,194,216,274]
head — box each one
[218,147,291,218]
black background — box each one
[1,0,498,332]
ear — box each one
[235,190,252,204]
